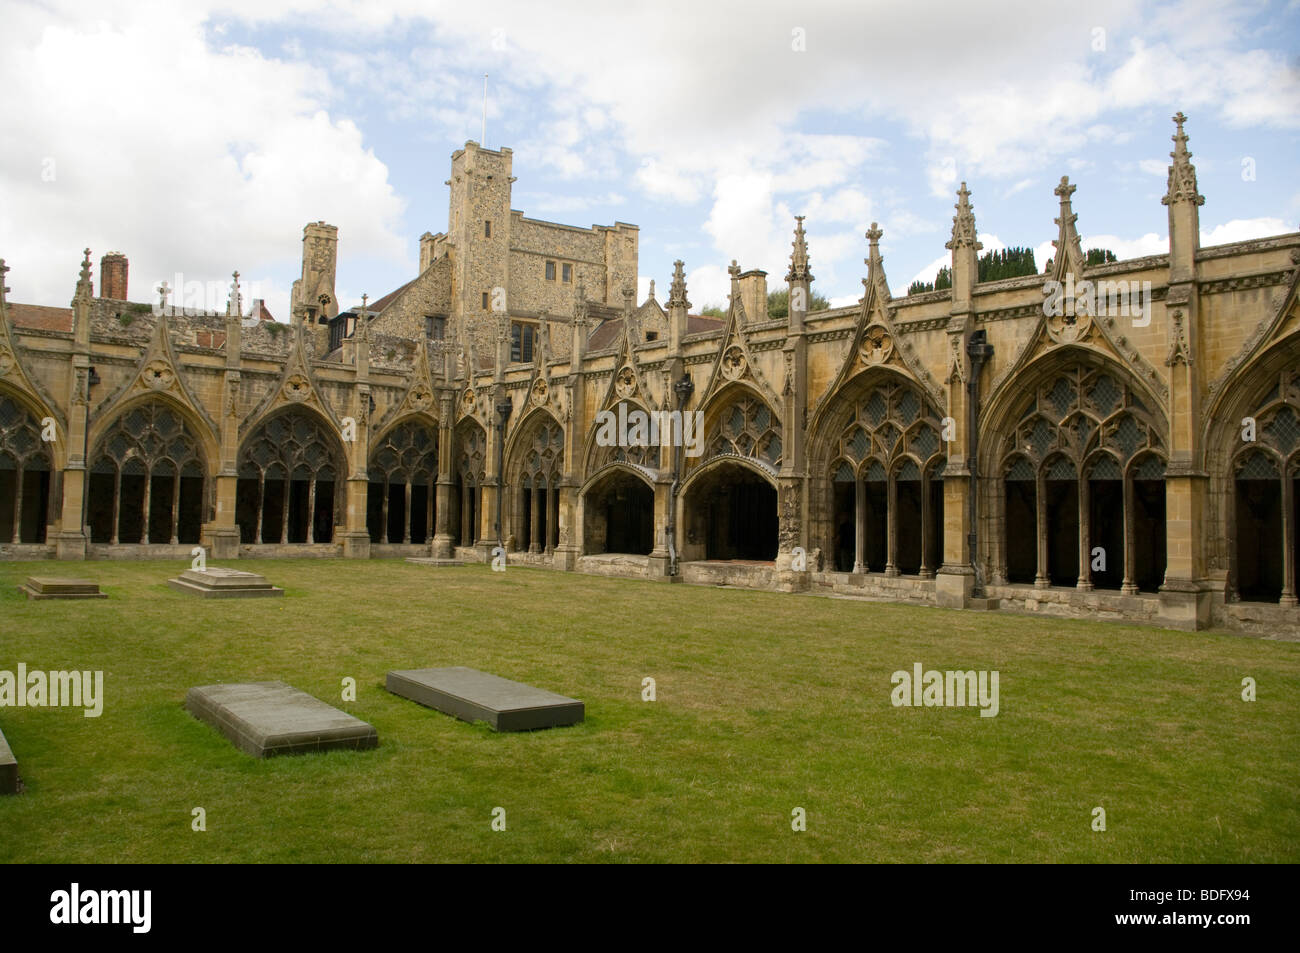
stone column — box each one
[280,478,290,544]
[170,474,181,545]
[380,477,390,544]
[139,467,152,544]
[529,485,541,553]
[1121,476,1137,594]
[854,478,866,573]
[403,480,413,544]
[11,465,23,544]
[885,473,899,576]
[306,477,317,545]
[1034,472,1049,588]
[1282,476,1297,607]
[111,469,121,544]
[255,473,265,544]
[920,473,934,579]
[548,487,559,552]
[1077,477,1092,590]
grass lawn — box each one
[0,557,1297,863]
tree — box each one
[767,287,829,319]
[1085,248,1118,265]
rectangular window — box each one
[425,315,446,340]
[545,260,556,281]
[562,263,572,283]
[645,331,658,342]
[482,291,489,310]
[510,322,536,363]
[484,220,491,238]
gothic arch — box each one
[234,406,346,545]
[453,418,488,547]
[0,387,57,544]
[86,397,210,545]
[88,390,219,478]
[505,409,564,553]
[367,416,439,545]
[687,382,782,480]
[582,396,661,478]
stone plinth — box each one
[386,667,584,732]
[0,726,18,795]
[185,681,378,757]
[17,576,106,600]
[167,567,283,598]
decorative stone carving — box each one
[615,365,637,398]
[531,376,549,407]
[141,360,175,391]
[859,326,894,366]
[283,374,311,402]
[721,345,747,380]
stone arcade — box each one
[1,115,1297,635]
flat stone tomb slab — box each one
[404,557,465,567]
[17,576,107,600]
[167,567,283,598]
[387,667,584,732]
[0,726,18,795]
[185,682,377,758]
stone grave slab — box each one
[386,667,584,731]
[167,567,283,598]
[17,576,106,600]
[0,726,17,795]
[404,557,465,567]
[185,681,377,757]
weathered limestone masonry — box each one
[1,116,1297,636]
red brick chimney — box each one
[100,252,128,300]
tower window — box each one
[511,321,537,363]
[484,220,491,238]
[482,292,489,310]
[545,260,556,281]
[425,315,446,340]
[562,263,572,283]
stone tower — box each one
[446,142,514,346]
[295,221,339,322]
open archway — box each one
[582,465,654,555]
[453,421,487,547]
[0,391,55,544]
[235,408,342,544]
[367,418,438,545]
[87,398,206,545]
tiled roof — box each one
[586,313,722,351]
[6,303,73,332]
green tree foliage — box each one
[978,247,1038,281]
[1085,248,1118,265]
[767,287,829,319]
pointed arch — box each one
[505,407,565,553]
[0,387,58,544]
[367,415,439,546]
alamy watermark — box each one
[890,662,999,717]
[0,663,103,717]
[1043,273,1151,327]
[152,272,265,327]
[594,403,704,457]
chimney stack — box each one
[100,251,128,300]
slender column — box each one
[140,467,152,544]
[460,484,470,546]
[11,464,23,544]
[1282,475,1297,607]
[380,477,390,544]
[306,477,317,545]
[170,474,181,544]
[404,479,413,544]
[548,486,559,551]
[255,473,266,544]
[1034,471,1049,588]
[280,477,290,544]
[853,478,866,572]
[885,474,899,576]
[1121,475,1138,594]
[920,473,934,578]
[1077,477,1092,590]
[529,485,541,553]
[426,479,435,543]
[111,468,122,545]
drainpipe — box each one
[966,330,993,597]
[665,372,694,576]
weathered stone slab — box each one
[404,557,465,567]
[17,576,107,600]
[167,567,283,598]
[185,681,377,757]
[386,667,584,731]
[0,725,18,795]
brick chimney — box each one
[100,252,128,300]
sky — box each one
[1,0,1297,322]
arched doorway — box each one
[235,409,341,544]
[991,363,1167,591]
[0,392,54,544]
[368,419,438,545]
[87,400,206,544]
[454,422,487,547]
[512,416,563,553]
[819,378,946,576]
[583,466,654,555]
[684,459,778,561]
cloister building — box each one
[1,115,1296,635]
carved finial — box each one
[1163,111,1204,207]
[74,248,94,302]
[622,284,635,318]
[1054,175,1076,206]
[668,260,691,311]
[226,270,243,317]
[787,216,813,283]
[945,183,981,251]
[0,259,9,308]
[728,259,741,281]
[648,279,655,300]
[574,279,588,326]
[158,280,171,311]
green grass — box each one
[0,558,1297,863]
